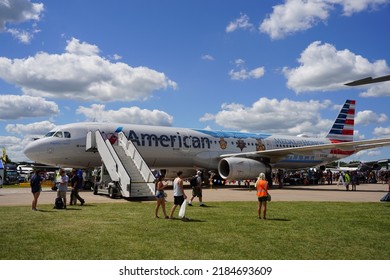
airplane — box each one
[23,100,390,184]
[345,74,390,86]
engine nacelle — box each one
[218,157,271,181]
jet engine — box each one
[218,157,271,181]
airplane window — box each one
[64,132,71,138]
[54,131,63,138]
[44,131,56,137]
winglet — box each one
[326,100,355,142]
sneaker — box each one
[200,204,206,207]
[81,201,85,206]
[188,203,193,206]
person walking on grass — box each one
[189,170,205,207]
[70,169,85,206]
[154,174,169,219]
[169,171,188,220]
[255,173,269,219]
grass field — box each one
[0,201,389,260]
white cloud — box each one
[229,59,265,80]
[201,97,333,135]
[0,134,35,162]
[76,104,174,126]
[65,37,100,56]
[201,54,215,61]
[330,0,390,16]
[0,0,44,43]
[373,126,390,137]
[259,0,389,39]
[355,110,388,126]
[0,37,178,102]
[260,0,330,39]
[283,41,390,93]
[5,120,55,135]
[6,27,32,43]
[0,95,59,120]
[199,113,215,122]
[226,13,255,33]
[359,83,390,97]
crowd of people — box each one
[29,168,85,211]
[29,166,389,218]
[275,168,390,187]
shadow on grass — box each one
[264,218,291,222]
[188,204,218,208]
[169,217,206,223]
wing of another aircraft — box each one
[345,74,390,86]
[220,137,390,163]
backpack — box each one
[189,176,198,187]
[54,197,64,209]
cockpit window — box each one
[54,131,63,138]
[44,130,71,138]
[44,131,56,137]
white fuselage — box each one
[24,122,342,172]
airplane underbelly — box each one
[275,154,323,169]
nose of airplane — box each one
[23,139,45,162]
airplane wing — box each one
[345,74,390,86]
[220,137,390,163]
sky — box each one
[0,0,390,164]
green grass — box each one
[0,201,389,260]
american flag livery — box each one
[327,99,355,155]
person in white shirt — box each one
[57,169,69,209]
[169,171,187,219]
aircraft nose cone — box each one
[23,140,43,162]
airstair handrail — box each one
[118,132,156,184]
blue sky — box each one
[0,0,390,163]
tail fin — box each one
[326,100,355,142]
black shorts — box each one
[174,195,185,206]
[31,186,41,194]
[258,196,268,202]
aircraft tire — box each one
[108,186,115,199]
[93,184,98,195]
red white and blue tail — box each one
[326,100,355,143]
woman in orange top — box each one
[256,173,269,219]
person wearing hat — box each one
[188,170,205,207]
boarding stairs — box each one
[86,130,155,198]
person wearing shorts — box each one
[189,171,205,206]
[154,174,168,219]
[30,170,43,211]
[169,171,187,219]
[256,173,269,219]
